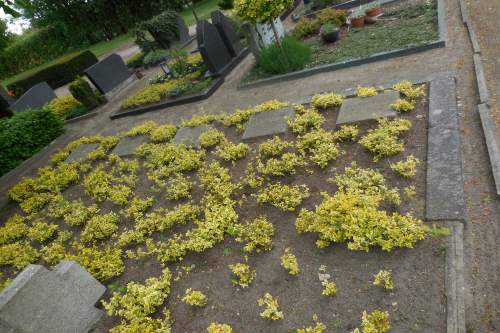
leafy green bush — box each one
[292,18,321,39]
[7,51,98,97]
[65,105,90,120]
[143,49,169,66]
[69,76,102,110]
[126,52,145,68]
[0,108,64,176]
[318,8,347,26]
[135,10,180,53]
[0,26,75,80]
[256,37,311,75]
[219,0,234,10]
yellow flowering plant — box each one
[390,155,420,177]
[182,288,208,307]
[208,323,232,333]
[359,118,412,161]
[356,86,378,98]
[236,216,274,253]
[229,262,256,288]
[373,270,394,290]
[258,293,284,320]
[391,99,415,112]
[311,93,344,109]
[280,248,300,275]
[256,183,310,211]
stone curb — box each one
[472,54,490,104]
[239,0,447,90]
[478,103,500,195]
[446,221,466,333]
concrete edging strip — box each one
[478,103,500,195]
[472,54,490,104]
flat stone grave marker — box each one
[0,261,105,333]
[111,135,149,157]
[172,125,212,148]
[9,82,56,113]
[336,90,399,124]
[211,10,243,57]
[84,54,132,95]
[197,20,233,76]
[242,107,294,140]
[65,143,99,163]
[288,95,312,106]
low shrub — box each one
[219,0,234,9]
[256,37,312,75]
[292,18,321,39]
[318,8,347,26]
[7,51,98,97]
[0,108,63,176]
[65,105,90,120]
[126,52,145,68]
[47,96,81,119]
[143,49,169,66]
[69,76,102,110]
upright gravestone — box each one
[84,54,132,95]
[176,15,191,44]
[0,86,13,117]
[0,261,105,333]
[9,82,56,113]
[211,10,243,57]
[197,20,233,76]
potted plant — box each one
[320,23,340,43]
[365,1,382,17]
[350,8,365,28]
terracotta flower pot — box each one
[351,16,365,28]
[365,7,382,17]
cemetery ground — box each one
[0,0,499,332]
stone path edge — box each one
[239,0,447,90]
[110,48,250,120]
[457,0,500,195]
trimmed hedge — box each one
[7,51,98,97]
[69,76,103,110]
[0,108,64,177]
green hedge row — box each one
[0,108,64,177]
[7,51,98,97]
[0,26,76,80]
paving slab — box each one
[242,108,294,140]
[429,76,459,130]
[426,125,465,221]
[65,143,99,163]
[172,125,212,148]
[288,95,312,106]
[111,135,149,157]
[336,90,399,124]
[0,261,105,333]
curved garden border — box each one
[239,0,447,90]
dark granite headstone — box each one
[211,10,243,57]
[9,82,56,113]
[0,86,13,117]
[177,15,190,44]
[197,20,233,76]
[84,54,132,94]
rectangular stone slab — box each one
[9,82,56,113]
[0,262,105,333]
[426,125,465,221]
[429,76,459,130]
[111,135,149,157]
[172,125,211,148]
[242,108,294,140]
[65,143,99,163]
[336,90,399,124]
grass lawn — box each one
[244,0,439,83]
[1,0,220,88]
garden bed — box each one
[241,0,445,89]
[0,81,449,332]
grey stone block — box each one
[242,108,294,140]
[172,125,212,148]
[111,135,149,157]
[426,125,465,221]
[429,76,459,130]
[0,261,105,333]
[64,144,99,164]
[473,54,490,104]
[478,103,500,195]
[336,90,399,124]
[9,82,56,113]
[84,54,132,95]
[288,95,312,106]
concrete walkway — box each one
[0,0,499,331]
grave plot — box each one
[0,81,449,332]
